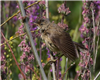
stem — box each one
[0,1,41,27]
[92,5,100,78]
[94,71,100,80]
[39,38,42,80]
[1,31,26,79]
[18,1,47,80]
[56,58,60,80]
[50,54,56,80]
[1,30,38,46]
[45,0,49,19]
[93,28,99,79]
[27,66,40,80]
[63,58,68,80]
[61,1,66,23]
[61,62,75,79]
[92,9,96,77]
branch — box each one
[0,30,38,46]
[45,0,49,19]
[61,62,75,79]
[56,58,60,80]
[18,1,47,80]
[0,1,41,27]
[92,9,96,76]
[94,71,100,80]
[27,66,40,80]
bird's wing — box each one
[50,32,77,61]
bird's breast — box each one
[41,34,59,52]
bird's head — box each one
[34,18,50,30]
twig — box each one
[1,31,26,79]
[94,35,99,58]
[24,1,40,10]
[0,1,41,27]
[18,1,47,80]
[56,58,60,80]
[0,30,39,46]
[93,17,100,79]
[61,1,66,23]
[39,38,42,80]
[63,58,68,80]
[19,63,40,80]
[74,73,79,80]
[81,51,91,79]
[94,71,100,80]
[27,66,40,80]
[45,0,49,19]
[92,9,96,76]
[61,62,75,79]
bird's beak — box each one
[34,23,38,26]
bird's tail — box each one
[73,42,87,50]
[73,42,88,58]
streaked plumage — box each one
[35,18,86,61]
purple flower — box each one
[28,54,34,61]
[39,1,45,5]
[32,27,37,31]
[24,45,31,53]
[79,63,85,68]
[50,68,52,72]
[79,25,86,33]
[1,64,5,71]
[42,63,45,67]
[80,52,84,56]
[18,40,26,48]
[96,1,100,4]
[18,74,24,80]
[78,1,100,79]
[20,52,27,61]
[25,65,29,73]
[58,3,71,15]
[22,1,28,3]
[58,22,68,30]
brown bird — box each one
[34,18,87,61]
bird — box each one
[34,18,87,61]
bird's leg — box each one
[48,51,56,64]
[48,53,64,64]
